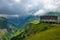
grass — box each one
[25,24,60,40]
[30,20,40,24]
[11,22,52,40]
[26,23,51,33]
[13,28,24,37]
[11,20,60,40]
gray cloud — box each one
[0,0,60,17]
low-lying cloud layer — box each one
[0,14,19,18]
[0,0,60,17]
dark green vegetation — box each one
[25,24,60,40]
[11,20,60,40]
[0,17,17,40]
[0,17,7,29]
[0,12,60,40]
[24,23,51,35]
[12,23,60,40]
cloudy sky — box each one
[0,0,60,17]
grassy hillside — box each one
[0,17,17,40]
[0,17,7,39]
[25,24,60,40]
[30,20,40,24]
[11,20,52,40]
[11,19,60,40]
[13,28,24,37]
[25,23,51,35]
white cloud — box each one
[44,4,57,11]
[9,15,19,17]
[9,3,13,7]
[0,0,60,16]
[24,0,41,11]
[25,4,33,11]
[31,0,60,16]
[31,0,40,6]
[33,9,46,16]
[0,14,19,17]
[14,0,21,4]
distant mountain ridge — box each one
[7,15,40,28]
[11,12,60,40]
[0,17,17,40]
[6,12,60,28]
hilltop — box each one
[25,24,60,40]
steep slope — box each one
[11,22,52,40]
[11,20,60,40]
[0,17,17,40]
[7,15,40,28]
[25,24,60,40]
[11,12,60,40]
[0,17,7,29]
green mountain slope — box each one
[25,24,60,40]
[11,20,52,40]
[0,17,7,29]
[0,17,17,40]
[11,19,60,40]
